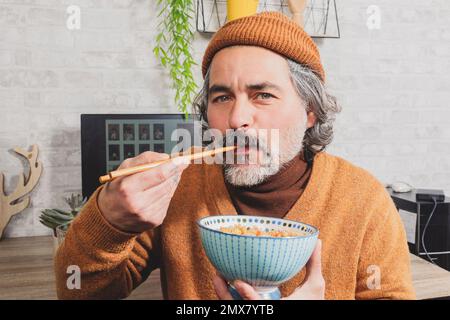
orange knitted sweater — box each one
[54,152,415,299]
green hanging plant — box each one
[153,0,198,117]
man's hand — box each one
[213,239,324,300]
[97,151,190,234]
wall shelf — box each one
[196,0,340,38]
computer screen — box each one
[81,114,202,198]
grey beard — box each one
[223,123,306,187]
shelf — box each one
[196,0,340,38]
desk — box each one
[1,236,450,300]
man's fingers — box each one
[212,276,261,300]
[305,239,322,279]
[137,159,187,191]
[137,174,182,209]
[115,157,189,193]
[112,151,172,193]
[118,151,169,169]
[234,280,261,300]
[304,239,325,295]
[280,239,324,300]
[213,275,233,300]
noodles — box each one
[219,224,304,237]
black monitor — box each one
[81,114,202,198]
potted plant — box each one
[39,194,86,252]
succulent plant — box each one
[39,193,86,235]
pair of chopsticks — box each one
[99,146,237,184]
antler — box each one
[288,0,308,27]
[0,145,43,239]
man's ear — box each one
[306,111,316,129]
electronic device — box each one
[415,189,445,202]
[389,189,450,271]
[81,114,202,198]
[390,181,413,193]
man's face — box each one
[206,45,315,186]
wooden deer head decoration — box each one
[288,0,308,27]
[0,145,43,239]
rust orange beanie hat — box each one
[202,11,325,82]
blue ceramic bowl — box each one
[197,215,319,297]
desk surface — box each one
[1,236,450,300]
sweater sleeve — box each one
[355,186,416,300]
[54,187,161,299]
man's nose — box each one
[228,96,254,130]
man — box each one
[55,12,415,299]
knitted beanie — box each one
[202,11,325,82]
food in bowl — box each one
[219,224,306,237]
[197,215,319,300]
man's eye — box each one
[213,95,230,103]
[256,93,275,100]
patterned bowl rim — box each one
[197,215,319,240]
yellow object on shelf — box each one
[227,0,259,21]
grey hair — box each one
[286,59,341,153]
[192,58,341,153]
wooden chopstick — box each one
[99,145,237,184]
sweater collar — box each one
[223,152,312,217]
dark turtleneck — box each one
[225,149,314,218]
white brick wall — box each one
[0,0,449,238]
